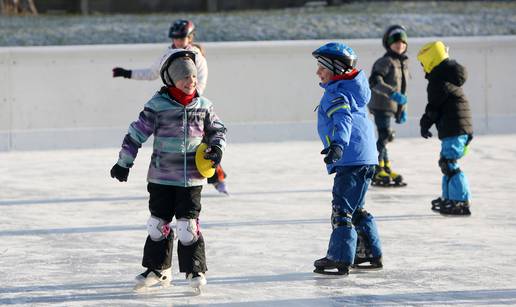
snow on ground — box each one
[1,134,516,306]
[1,1,516,46]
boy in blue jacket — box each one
[312,42,383,275]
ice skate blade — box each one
[313,267,349,276]
[371,181,407,188]
[133,276,171,292]
[133,282,170,292]
[351,264,383,271]
[439,212,471,217]
[191,287,203,295]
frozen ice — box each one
[1,134,516,306]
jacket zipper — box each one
[183,107,187,186]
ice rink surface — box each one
[1,134,516,306]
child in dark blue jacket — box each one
[312,42,383,275]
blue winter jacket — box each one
[317,70,378,174]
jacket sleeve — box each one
[117,106,156,168]
[324,95,352,148]
[130,50,170,81]
[422,80,448,128]
[204,105,226,151]
[195,52,208,95]
[369,57,395,98]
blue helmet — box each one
[312,42,358,75]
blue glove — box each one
[390,92,408,105]
[395,110,407,124]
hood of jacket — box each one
[428,59,467,87]
[320,70,371,108]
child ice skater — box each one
[368,25,409,187]
[417,41,473,216]
[110,49,226,290]
[311,42,383,275]
[112,19,229,195]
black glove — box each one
[204,146,223,168]
[321,143,343,164]
[110,164,129,182]
[420,128,433,139]
[112,67,132,78]
[419,114,433,139]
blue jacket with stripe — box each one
[317,70,378,174]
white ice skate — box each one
[187,272,207,292]
[134,268,171,291]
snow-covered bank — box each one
[1,1,515,46]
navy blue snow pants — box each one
[326,165,382,264]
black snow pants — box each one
[142,183,207,273]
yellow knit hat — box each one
[417,41,449,74]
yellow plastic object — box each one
[417,41,449,74]
[195,143,216,178]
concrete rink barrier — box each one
[0,36,515,151]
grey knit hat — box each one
[167,57,197,84]
[160,49,197,86]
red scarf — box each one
[331,69,359,81]
[168,87,196,106]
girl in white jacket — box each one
[112,19,208,94]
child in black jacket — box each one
[417,41,473,216]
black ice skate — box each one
[439,200,471,216]
[313,257,350,275]
[353,256,383,270]
[352,231,383,270]
[431,197,445,212]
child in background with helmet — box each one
[110,49,227,290]
[112,19,208,94]
[417,41,473,216]
[368,25,409,187]
[311,42,383,275]
[112,19,229,195]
